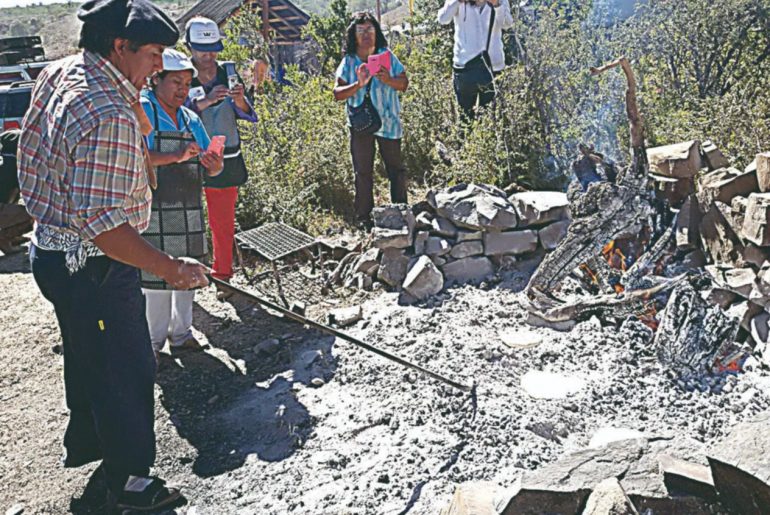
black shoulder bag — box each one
[347,77,382,135]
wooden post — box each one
[376,0,381,21]
[261,0,270,41]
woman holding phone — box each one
[140,49,223,358]
[184,16,261,294]
[333,11,409,229]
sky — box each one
[0,0,77,7]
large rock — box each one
[698,167,758,206]
[441,256,494,285]
[425,236,451,257]
[502,438,712,515]
[456,229,482,242]
[742,193,770,246]
[428,183,518,231]
[439,482,499,515]
[646,140,702,178]
[676,195,701,250]
[538,220,570,251]
[352,247,381,276]
[701,140,730,170]
[377,248,409,288]
[372,227,411,250]
[431,216,458,238]
[756,152,770,192]
[650,174,695,207]
[582,478,639,515]
[371,204,415,233]
[484,230,538,256]
[708,411,770,515]
[705,265,757,298]
[450,241,484,259]
[700,201,745,267]
[402,256,444,299]
[508,191,569,227]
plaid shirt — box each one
[18,51,152,272]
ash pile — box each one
[333,184,570,302]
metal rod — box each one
[208,276,472,392]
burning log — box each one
[654,281,739,378]
[527,57,656,296]
[527,275,684,326]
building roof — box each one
[177,0,310,45]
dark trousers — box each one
[453,64,496,122]
[30,246,156,494]
[349,130,408,221]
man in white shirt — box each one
[438,0,514,121]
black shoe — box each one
[355,219,374,232]
[108,476,184,513]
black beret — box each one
[78,0,179,47]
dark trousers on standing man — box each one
[453,63,496,122]
[349,130,408,222]
[30,246,156,494]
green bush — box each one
[234,0,770,234]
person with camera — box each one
[184,17,259,293]
[333,12,409,229]
[438,0,514,122]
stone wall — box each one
[343,183,571,302]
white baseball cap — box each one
[185,16,224,52]
[161,49,198,77]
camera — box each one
[227,74,239,90]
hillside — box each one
[0,0,196,59]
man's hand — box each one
[176,142,201,163]
[164,257,211,290]
[356,63,372,88]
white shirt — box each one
[437,0,515,72]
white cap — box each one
[161,49,198,77]
[185,16,224,52]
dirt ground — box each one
[2,247,770,515]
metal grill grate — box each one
[235,222,316,261]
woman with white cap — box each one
[184,16,259,294]
[140,48,224,357]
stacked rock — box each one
[344,183,571,301]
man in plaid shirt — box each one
[18,0,208,510]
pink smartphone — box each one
[207,136,225,157]
[366,50,391,75]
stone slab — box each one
[441,256,494,285]
[757,152,770,192]
[377,248,409,288]
[431,216,458,238]
[425,236,452,257]
[582,478,639,515]
[708,411,770,515]
[450,241,484,259]
[484,230,538,256]
[743,193,770,246]
[698,167,758,206]
[538,219,570,251]
[701,140,730,170]
[439,482,498,515]
[372,227,411,249]
[402,256,444,299]
[428,183,518,231]
[508,191,569,227]
[647,140,702,178]
[372,204,415,232]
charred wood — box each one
[654,281,739,377]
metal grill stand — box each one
[235,222,320,308]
